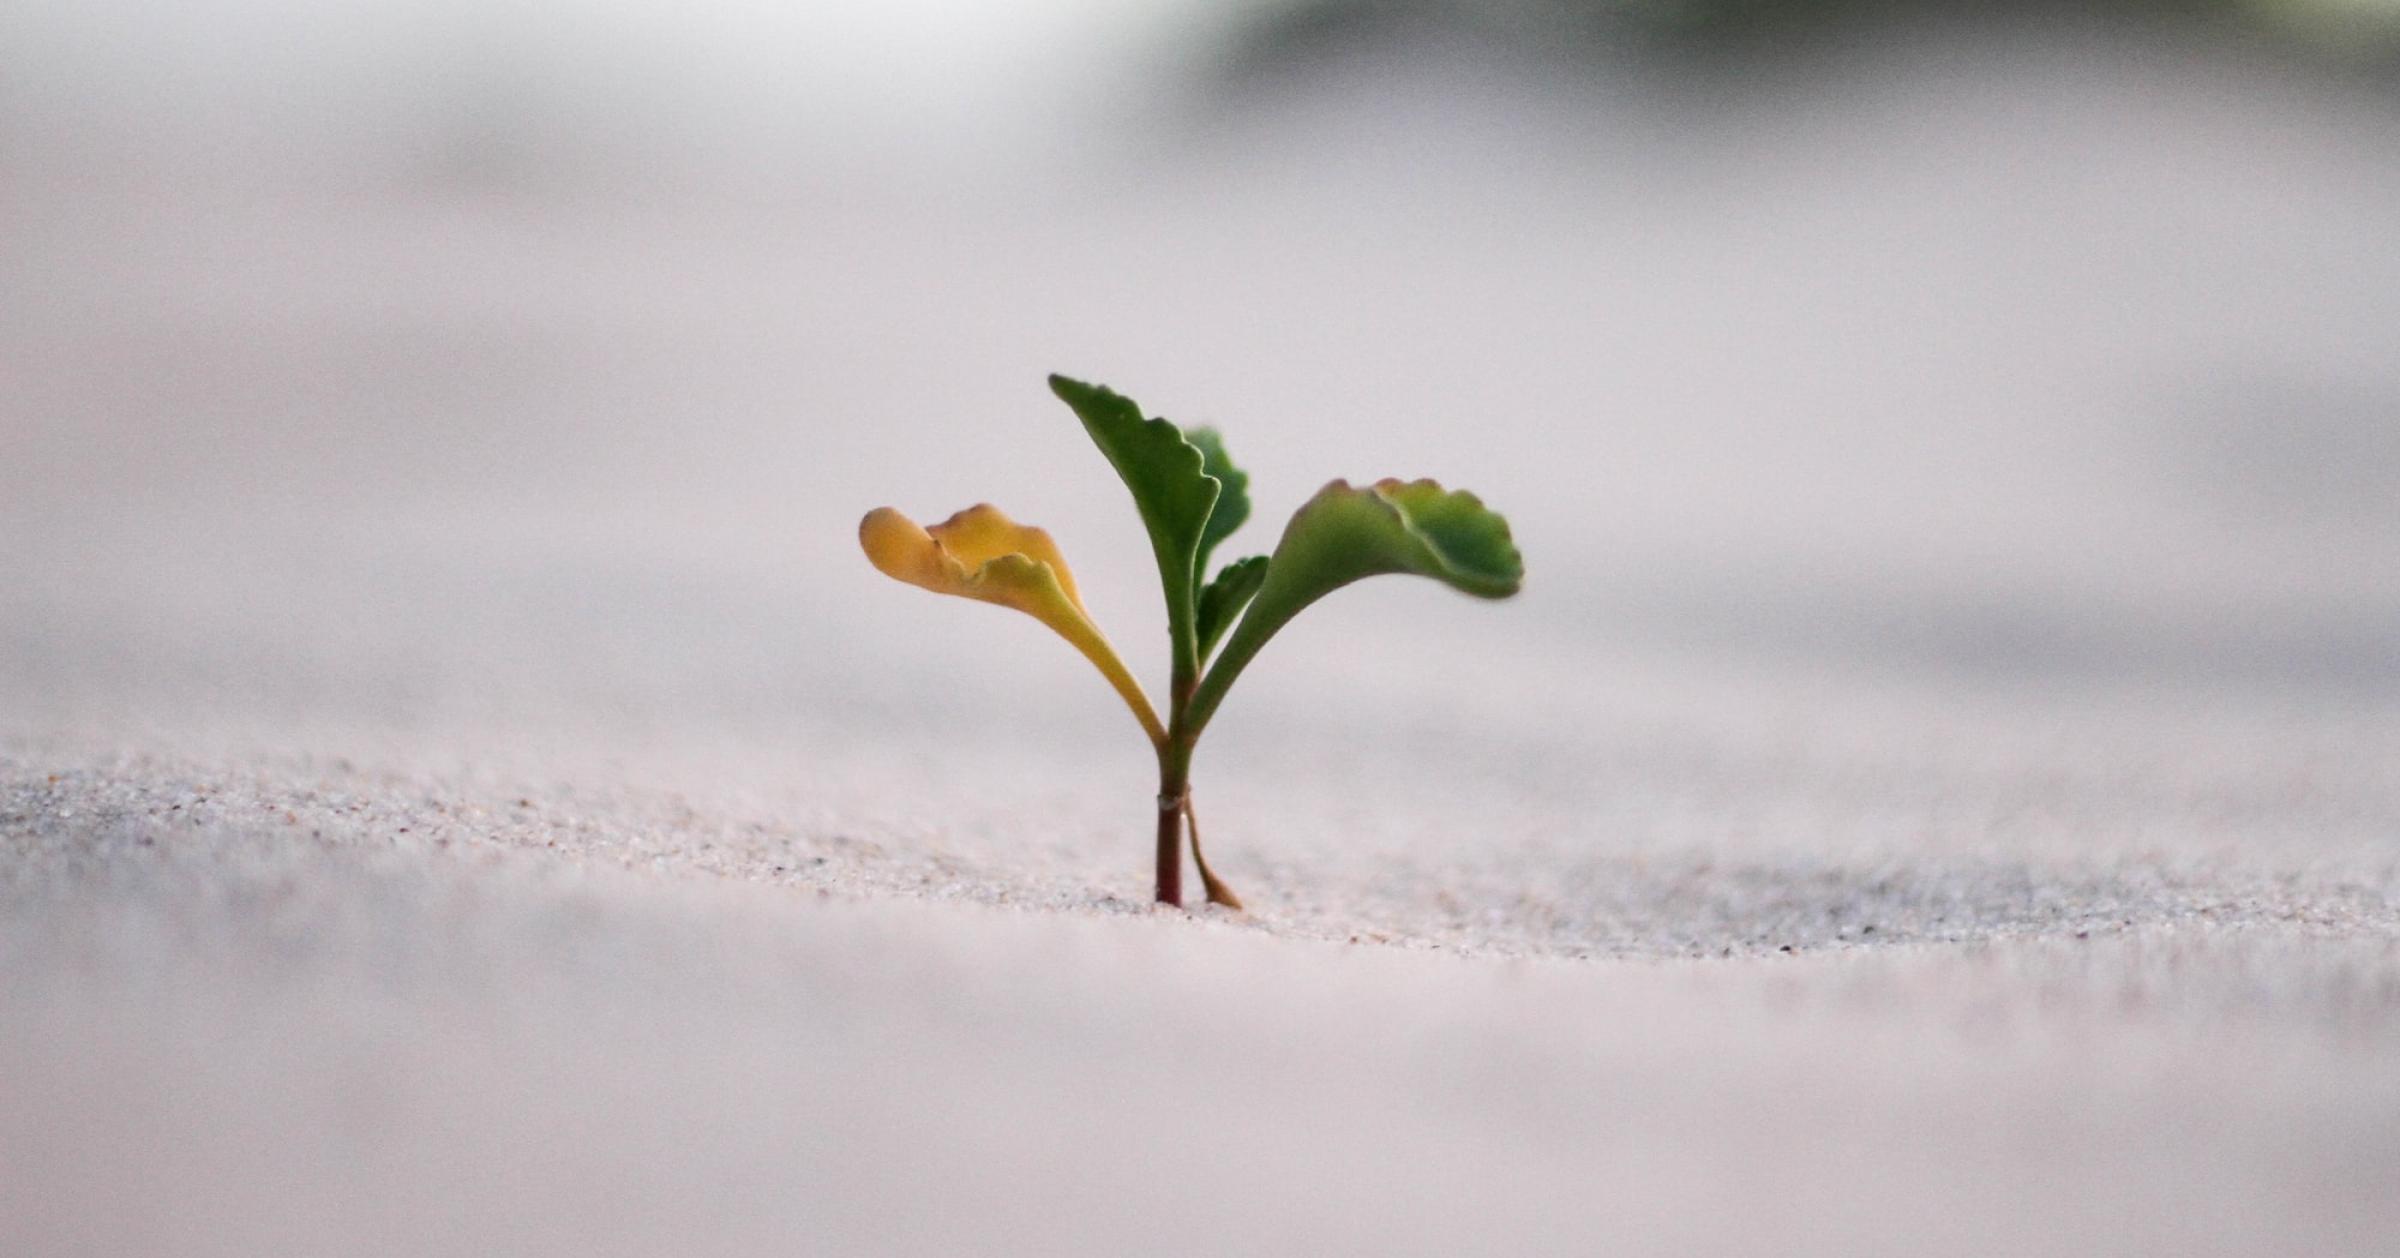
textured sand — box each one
[7,31,2400,1256]
[6,723,2398,1257]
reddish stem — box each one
[1154,787,1184,906]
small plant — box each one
[860,375,1524,907]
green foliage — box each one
[1194,554,1268,662]
[868,373,1522,905]
[1047,375,1221,677]
[1184,477,1522,737]
[1186,426,1250,578]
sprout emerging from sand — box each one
[860,374,1524,908]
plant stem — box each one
[1182,583,1308,745]
[1154,735,1191,906]
[1158,565,1199,903]
[1154,775,1184,907]
[1184,793,1242,909]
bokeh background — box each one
[7,0,2399,744]
[8,7,2400,1255]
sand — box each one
[6,713,2398,1256]
[7,30,2400,1256]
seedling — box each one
[860,375,1524,907]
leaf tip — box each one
[859,506,937,586]
[1375,478,1523,598]
[1047,372,1098,404]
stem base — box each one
[1154,790,1183,906]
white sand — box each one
[5,719,2398,1256]
[7,31,2400,1256]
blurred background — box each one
[14,12,2400,1252]
[5,0,2399,755]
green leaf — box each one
[1184,478,1523,736]
[1194,554,1268,662]
[1048,374,1221,677]
[1362,479,1524,599]
[1186,426,1250,576]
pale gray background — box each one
[5,3,2399,1254]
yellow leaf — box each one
[860,504,1165,745]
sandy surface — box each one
[7,30,2400,1257]
[5,713,2398,1256]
